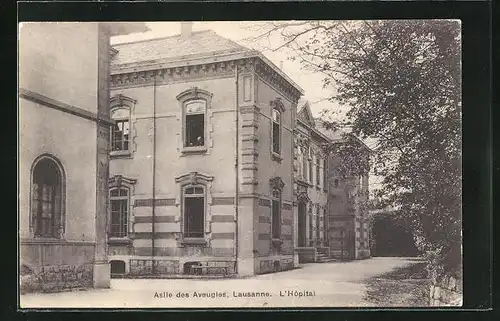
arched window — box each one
[271,188,281,239]
[31,155,64,238]
[110,94,136,156]
[183,185,205,238]
[176,87,213,153]
[111,108,130,152]
[184,100,206,147]
[323,157,328,191]
[271,108,281,155]
[316,155,321,187]
[302,146,308,180]
[315,204,321,241]
[110,187,129,238]
[308,148,314,184]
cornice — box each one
[111,55,303,104]
[254,59,302,104]
[111,59,250,88]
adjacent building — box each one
[293,100,332,263]
[316,123,371,260]
[19,22,148,293]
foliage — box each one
[250,20,462,275]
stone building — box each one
[19,22,148,293]
[293,100,333,263]
[316,123,371,260]
[106,23,303,277]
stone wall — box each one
[20,263,93,294]
[429,274,463,306]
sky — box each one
[111,21,341,118]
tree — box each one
[247,20,462,277]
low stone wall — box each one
[429,274,463,306]
[259,258,294,274]
[20,263,93,294]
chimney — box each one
[180,22,193,39]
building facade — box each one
[293,101,332,263]
[19,22,148,293]
[106,26,303,277]
[317,127,371,260]
[105,25,371,278]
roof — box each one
[111,30,251,66]
[297,100,315,128]
[110,30,304,95]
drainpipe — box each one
[234,63,239,274]
[151,75,157,273]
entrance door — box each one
[298,202,307,247]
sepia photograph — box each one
[18,20,462,309]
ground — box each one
[19,257,428,308]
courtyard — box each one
[19,257,428,309]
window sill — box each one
[180,238,207,246]
[271,152,282,163]
[110,150,132,159]
[181,146,207,155]
[108,238,132,245]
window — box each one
[316,204,320,241]
[176,88,213,154]
[111,108,130,152]
[183,185,205,238]
[110,187,129,238]
[308,205,313,245]
[324,207,328,245]
[302,147,308,180]
[272,109,281,155]
[323,158,328,190]
[334,179,339,188]
[31,156,64,238]
[110,94,136,156]
[184,100,206,147]
[316,156,321,186]
[308,150,313,184]
[296,143,302,177]
[271,188,281,239]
